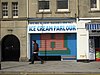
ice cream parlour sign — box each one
[28,22,77,33]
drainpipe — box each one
[0,19,1,70]
[76,0,80,23]
[0,20,1,70]
[77,0,80,20]
[0,0,1,70]
[27,0,29,18]
[27,0,29,60]
[41,3,47,61]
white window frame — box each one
[57,0,69,12]
[12,2,18,18]
[91,0,100,11]
[38,0,50,12]
[2,2,8,18]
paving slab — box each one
[0,61,100,75]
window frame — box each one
[38,0,50,12]
[2,2,8,18]
[90,0,100,11]
[12,2,18,18]
[57,0,69,12]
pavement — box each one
[0,61,100,75]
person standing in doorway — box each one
[30,40,44,64]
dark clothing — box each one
[33,43,39,52]
[31,42,43,64]
[31,53,43,64]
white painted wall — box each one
[77,21,90,60]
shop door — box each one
[30,34,40,60]
[94,36,100,61]
[1,35,20,61]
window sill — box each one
[13,16,18,18]
[3,16,8,18]
[89,10,100,13]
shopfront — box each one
[27,22,77,61]
[85,23,100,61]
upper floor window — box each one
[12,2,18,18]
[38,0,50,12]
[57,0,69,12]
[2,2,8,18]
[90,0,100,10]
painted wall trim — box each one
[79,17,100,20]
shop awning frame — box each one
[85,23,100,30]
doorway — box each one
[89,36,100,61]
[1,35,20,61]
[94,36,100,61]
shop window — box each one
[90,0,100,10]
[12,2,18,18]
[95,37,100,48]
[57,0,69,12]
[38,0,50,12]
[2,2,8,18]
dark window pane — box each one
[12,2,18,16]
[57,0,68,9]
[90,0,97,8]
[39,1,49,9]
[2,2,8,16]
